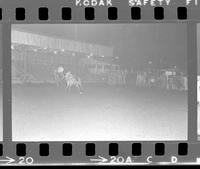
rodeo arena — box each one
[12,24,188,141]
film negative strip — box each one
[0,0,199,166]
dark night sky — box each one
[13,24,187,71]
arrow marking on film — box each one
[0,156,15,164]
[90,156,108,163]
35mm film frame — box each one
[0,0,199,165]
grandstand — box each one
[11,29,118,85]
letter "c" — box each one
[147,156,152,163]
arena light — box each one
[11,44,14,50]
[61,49,65,52]
[33,48,38,52]
[54,51,58,54]
[101,55,105,58]
[44,47,48,50]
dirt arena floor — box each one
[12,84,188,141]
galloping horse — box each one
[54,66,83,94]
[65,72,83,94]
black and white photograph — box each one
[0,24,2,141]
[12,24,188,141]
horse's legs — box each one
[76,83,81,93]
[66,80,71,92]
[68,80,73,92]
[77,79,83,94]
[65,81,68,90]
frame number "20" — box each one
[18,157,34,165]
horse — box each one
[65,72,83,94]
[54,66,83,94]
